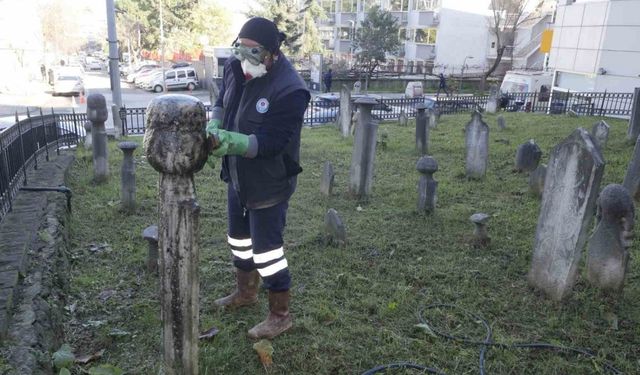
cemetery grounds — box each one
[60,112,638,374]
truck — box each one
[499,70,553,112]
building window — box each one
[398,27,407,42]
[338,27,352,40]
[341,0,356,12]
[414,0,440,11]
[320,0,336,13]
[491,42,496,48]
[363,0,380,12]
[415,28,437,44]
[389,0,409,11]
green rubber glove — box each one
[210,129,250,157]
[206,119,221,134]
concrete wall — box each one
[549,0,640,92]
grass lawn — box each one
[64,112,639,374]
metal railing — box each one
[0,109,83,223]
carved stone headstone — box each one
[320,161,335,196]
[586,184,634,292]
[144,94,208,374]
[416,156,438,213]
[465,111,489,179]
[626,87,640,141]
[591,120,610,150]
[485,85,498,114]
[398,110,408,127]
[118,141,138,212]
[497,114,506,130]
[415,103,430,155]
[87,94,109,183]
[349,97,379,199]
[143,225,159,274]
[353,81,361,94]
[515,139,542,173]
[470,213,490,248]
[622,134,640,200]
[323,208,346,247]
[340,84,352,137]
[83,121,92,150]
[529,164,547,198]
[528,128,604,301]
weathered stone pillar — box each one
[428,109,438,129]
[143,225,159,274]
[415,103,429,155]
[497,114,506,130]
[340,84,352,138]
[84,121,92,151]
[349,97,379,199]
[626,87,640,141]
[591,120,609,150]
[416,156,438,213]
[118,141,138,212]
[112,103,123,139]
[320,161,335,196]
[143,94,208,375]
[485,84,499,114]
[87,94,109,183]
[465,111,489,179]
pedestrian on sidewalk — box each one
[437,73,449,97]
[40,64,46,82]
[323,68,332,93]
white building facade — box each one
[549,0,640,93]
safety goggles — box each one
[231,41,268,65]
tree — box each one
[247,0,302,57]
[299,0,326,59]
[352,6,400,82]
[40,0,83,56]
[484,0,529,80]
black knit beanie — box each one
[238,17,284,53]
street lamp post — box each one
[460,55,473,92]
[348,20,355,69]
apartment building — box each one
[549,0,640,93]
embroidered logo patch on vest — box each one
[256,98,269,114]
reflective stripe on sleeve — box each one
[257,259,288,277]
[253,247,284,264]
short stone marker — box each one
[514,139,542,173]
[626,87,640,141]
[398,109,408,127]
[591,120,610,149]
[353,81,361,94]
[340,84,352,137]
[528,128,604,301]
[143,225,159,274]
[349,97,379,199]
[485,85,498,114]
[470,213,490,248]
[497,114,506,130]
[416,156,438,213]
[144,94,208,374]
[323,208,346,247]
[118,141,138,212]
[465,111,489,179]
[320,161,335,196]
[622,134,640,200]
[84,121,93,150]
[415,103,430,155]
[87,94,109,183]
[586,184,634,292]
[428,109,438,129]
[529,164,547,198]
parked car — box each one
[52,75,85,96]
[148,67,199,93]
[126,64,160,83]
[86,60,103,71]
[135,69,162,88]
[305,93,401,124]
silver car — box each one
[52,75,85,96]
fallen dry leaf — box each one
[75,349,105,365]
[253,339,274,367]
[198,326,219,341]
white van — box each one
[149,66,199,92]
[500,70,552,94]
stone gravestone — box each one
[398,110,408,127]
[528,128,604,301]
[143,225,159,274]
[591,120,610,150]
[470,213,490,248]
[84,121,92,150]
[118,141,138,212]
[144,94,208,374]
[497,114,506,130]
[87,94,109,183]
[465,111,490,179]
[323,208,346,247]
[416,156,438,213]
[514,139,542,173]
[626,87,640,141]
[340,84,352,138]
[622,134,640,201]
[320,161,335,196]
[415,103,430,155]
[349,97,379,199]
[353,81,361,94]
[529,164,547,198]
[485,85,499,114]
[586,184,634,292]
[428,109,437,129]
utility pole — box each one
[160,0,166,91]
[106,0,123,137]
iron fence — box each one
[0,110,82,223]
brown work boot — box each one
[247,290,292,339]
[214,269,260,308]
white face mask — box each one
[241,59,268,80]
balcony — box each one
[318,13,335,26]
[390,11,408,24]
